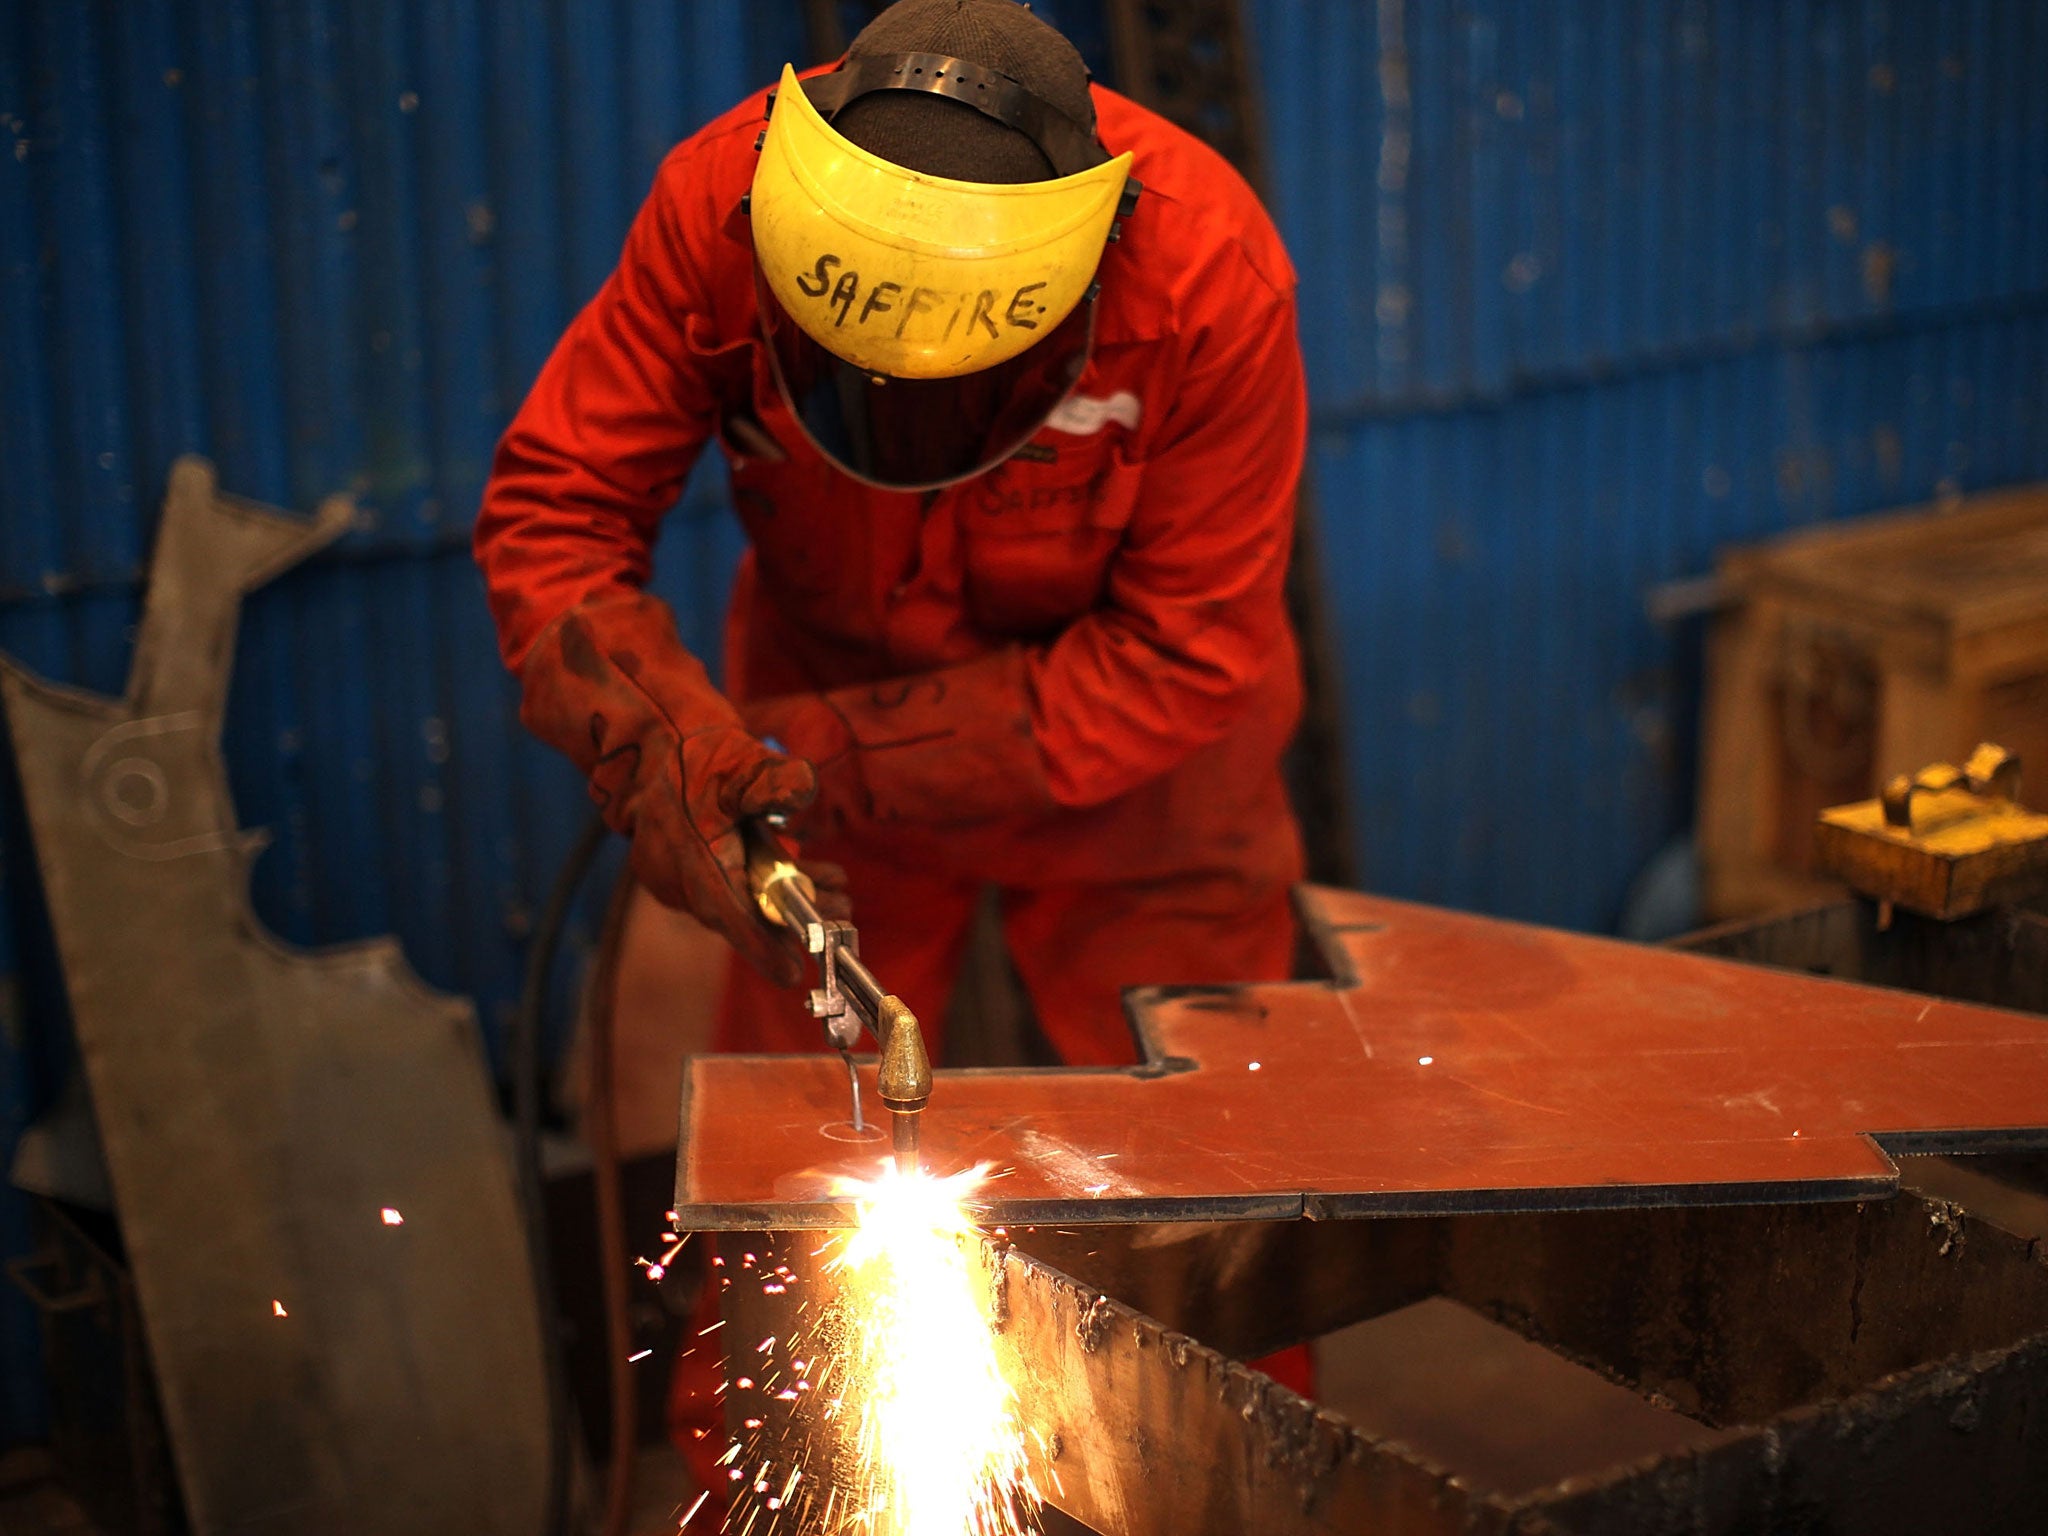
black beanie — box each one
[834,0,1094,184]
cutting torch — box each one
[743,820,931,1175]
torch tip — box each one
[891,1109,921,1178]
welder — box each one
[473,0,1311,1483]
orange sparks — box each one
[713,1166,1040,1534]
[271,1300,288,1317]
[379,1207,404,1226]
[822,1163,1039,1536]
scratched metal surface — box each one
[675,885,2048,1227]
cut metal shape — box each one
[0,460,548,1536]
[675,886,2048,1228]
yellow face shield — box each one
[751,62,1134,381]
[743,55,1139,490]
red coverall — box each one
[475,80,1314,1463]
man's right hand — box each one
[517,593,817,986]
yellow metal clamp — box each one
[1881,742,2022,830]
[1817,742,2048,920]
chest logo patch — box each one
[1046,390,1142,438]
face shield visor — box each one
[748,58,1138,491]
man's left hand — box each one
[741,693,866,839]
[740,652,1058,839]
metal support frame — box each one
[721,1180,2048,1535]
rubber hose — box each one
[586,866,641,1536]
[513,811,610,1536]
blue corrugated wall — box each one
[1266,0,2048,923]
[2,0,2044,1444]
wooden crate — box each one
[1698,483,2048,918]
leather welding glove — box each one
[518,592,817,986]
[740,649,1057,841]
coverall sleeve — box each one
[473,150,726,669]
[1028,277,1306,807]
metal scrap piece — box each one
[676,887,2048,1228]
[0,459,548,1536]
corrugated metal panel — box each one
[1309,308,2048,927]
[1254,0,2048,926]
[1,0,2045,1448]
[1265,0,2048,420]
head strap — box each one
[796,51,1108,178]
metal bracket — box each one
[805,919,863,1052]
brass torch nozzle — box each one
[874,994,930,1176]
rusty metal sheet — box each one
[0,460,548,1536]
[676,888,2048,1227]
